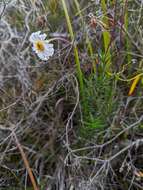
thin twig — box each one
[12,131,39,190]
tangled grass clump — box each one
[0,0,143,189]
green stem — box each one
[73,0,96,73]
[61,0,84,95]
[101,0,111,71]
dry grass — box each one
[0,0,143,189]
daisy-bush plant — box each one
[29,31,54,61]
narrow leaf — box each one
[128,75,140,96]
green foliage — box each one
[80,63,118,138]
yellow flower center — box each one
[35,41,45,52]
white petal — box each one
[29,31,41,43]
[45,49,54,56]
[37,52,49,61]
[42,49,53,57]
[29,31,47,43]
[39,33,47,40]
[45,41,54,48]
[47,48,54,56]
[44,43,54,55]
[29,31,47,42]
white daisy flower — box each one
[29,31,54,61]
